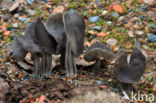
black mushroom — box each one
[45,12,85,76]
[113,47,146,84]
[84,42,114,74]
[12,18,57,78]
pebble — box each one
[123,20,128,24]
[111,12,119,18]
[18,17,28,24]
[13,23,18,28]
[148,33,156,42]
[27,10,36,16]
[27,0,34,4]
[147,11,155,18]
[88,16,100,22]
[136,30,144,35]
[96,80,104,85]
[14,13,19,18]
[107,21,112,25]
[68,9,77,14]
[128,31,134,37]
[93,26,101,31]
[101,10,107,16]
[118,16,124,21]
[3,18,8,22]
[106,38,117,46]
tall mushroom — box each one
[113,47,146,83]
[12,18,57,78]
[84,42,114,74]
[63,13,85,76]
[45,12,85,76]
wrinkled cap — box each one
[45,13,66,47]
[113,48,146,84]
[84,42,114,62]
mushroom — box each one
[12,18,57,78]
[45,13,66,70]
[45,12,85,76]
[84,42,114,74]
[113,47,146,84]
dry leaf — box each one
[113,4,123,14]
[4,31,11,37]
[97,32,107,37]
[52,6,64,14]
[18,73,23,78]
[108,5,113,13]
[39,95,50,103]
[138,0,143,3]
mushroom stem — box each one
[65,40,69,76]
[72,52,77,74]
[42,53,47,77]
[32,54,40,78]
[46,54,52,76]
[94,59,101,75]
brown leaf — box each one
[113,4,123,14]
[4,31,11,37]
[97,32,107,37]
[39,95,50,103]
[52,6,64,14]
[124,22,133,29]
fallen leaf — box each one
[108,5,113,13]
[18,73,23,78]
[4,31,11,37]
[52,6,64,14]
[9,2,19,12]
[124,22,133,29]
[97,32,107,37]
[46,4,52,8]
[106,38,117,46]
[39,95,50,103]
[138,0,143,3]
[143,0,154,4]
[113,4,123,14]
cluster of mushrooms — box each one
[12,12,146,84]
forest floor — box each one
[0,0,156,103]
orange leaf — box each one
[4,31,11,37]
[18,73,23,78]
[97,32,107,37]
[113,4,123,14]
[153,87,156,91]
[108,5,113,13]
[39,95,50,103]
[138,0,143,3]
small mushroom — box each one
[113,47,146,84]
[12,18,57,78]
[84,42,114,74]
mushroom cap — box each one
[63,12,85,56]
[11,36,27,61]
[84,42,114,62]
[34,18,57,54]
[17,20,41,54]
[45,13,66,48]
[113,48,146,83]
